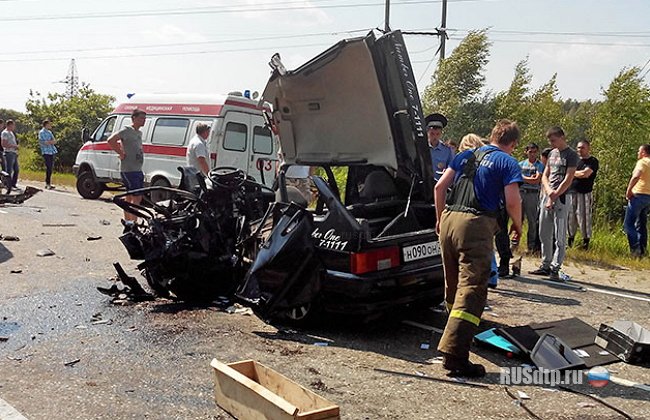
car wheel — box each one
[281,299,322,326]
[76,171,105,199]
[149,178,172,203]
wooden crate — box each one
[211,359,340,420]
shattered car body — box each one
[238,30,445,321]
[0,170,40,205]
[115,166,274,302]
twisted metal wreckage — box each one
[0,171,40,205]
[110,166,319,321]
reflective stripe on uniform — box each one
[450,309,481,326]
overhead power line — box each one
[448,37,650,48]
[0,42,335,63]
[7,28,374,56]
[2,0,482,23]
[450,28,650,38]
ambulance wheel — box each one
[76,171,105,199]
[149,178,171,203]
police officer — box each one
[425,113,454,182]
[434,119,523,377]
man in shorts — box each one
[107,109,146,222]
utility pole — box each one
[440,0,447,60]
[64,59,79,98]
[384,0,390,32]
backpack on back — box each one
[446,148,497,216]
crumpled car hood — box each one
[262,30,433,201]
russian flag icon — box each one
[587,366,610,388]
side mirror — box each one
[81,127,91,142]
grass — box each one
[518,220,647,271]
[19,168,77,187]
[565,226,648,271]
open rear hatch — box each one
[262,30,433,202]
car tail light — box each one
[350,246,400,275]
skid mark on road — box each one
[0,397,28,420]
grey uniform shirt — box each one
[118,126,144,172]
[547,147,578,191]
[1,130,18,153]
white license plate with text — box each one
[402,241,440,262]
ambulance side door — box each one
[89,115,117,180]
[249,119,277,187]
[215,112,252,172]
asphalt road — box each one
[1,183,650,420]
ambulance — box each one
[73,93,277,199]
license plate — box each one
[402,241,440,262]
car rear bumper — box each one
[321,261,445,315]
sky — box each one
[2,0,650,112]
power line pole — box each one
[440,0,447,60]
[384,0,390,32]
[64,59,79,98]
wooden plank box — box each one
[211,359,340,420]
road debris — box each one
[516,390,530,400]
[42,223,76,227]
[36,249,55,257]
[0,235,20,241]
[504,387,541,420]
[9,269,22,274]
[224,304,253,316]
[97,263,154,303]
[99,219,111,225]
[0,336,8,342]
[64,358,81,367]
[86,235,102,241]
[402,320,444,334]
[558,385,633,419]
[374,368,491,389]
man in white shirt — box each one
[186,123,210,175]
[1,120,19,189]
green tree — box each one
[24,85,114,170]
[421,29,491,141]
[521,74,564,148]
[0,109,28,133]
[591,67,650,222]
[494,58,532,128]
[561,99,599,145]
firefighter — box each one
[434,119,523,377]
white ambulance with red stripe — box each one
[73,93,277,199]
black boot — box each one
[568,236,574,247]
[498,258,510,278]
[582,238,590,250]
[442,353,486,378]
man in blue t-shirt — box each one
[519,143,545,252]
[426,113,454,182]
[38,119,58,189]
[434,119,523,378]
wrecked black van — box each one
[238,31,445,322]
